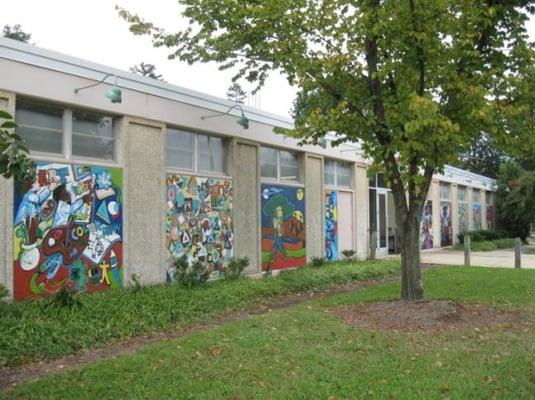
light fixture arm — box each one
[74,73,118,93]
[201,104,245,120]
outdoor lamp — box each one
[74,73,122,104]
[201,104,249,130]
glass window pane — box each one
[486,191,492,205]
[167,129,194,170]
[261,147,278,179]
[15,100,63,154]
[472,189,480,204]
[439,183,450,200]
[458,186,466,202]
[324,159,336,186]
[72,111,115,159]
[337,161,352,187]
[198,134,226,173]
[280,150,299,181]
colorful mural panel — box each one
[13,163,123,300]
[325,190,338,261]
[420,200,433,250]
[486,205,494,229]
[458,203,469,234]
[261,185,306,271]
[473,203,482,231]
[440,201,453,247]
[166,175,233,278]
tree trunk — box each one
[398,214,424,300]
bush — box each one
[471,241,498,252]
[494,238,516,249]
[309,257,325,268]
[224,257,249,281]
[173,256,210,288]
[47,286,83,309]
[341,250,356,259]
[457,230,506,244]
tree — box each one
[119,1,535,300]
[129,62,164,80]
[226,82,247,104]
[455,133,506,179]
[2,24,31,43]
[0,111,35,181]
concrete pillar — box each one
[304,154,323,262]
[481,191,487,230]
[430,180,440,248]
[467,187,473,231]
[232,140,261,274]
[354,165,369,259]
[121,117,166,286]
[451,184,459,244]
[0,90,15,298]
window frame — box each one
[457,185,467,203]
[439,182,451,201]
[15,98,118,165]
[166,128,229,177]
[324,158,353,189]
[260,146,301,184]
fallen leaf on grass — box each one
[211,346,222,356]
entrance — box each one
[369,188,389,256]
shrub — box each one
[341,250,356,260]
[309,257,325,268]
[470,241,498,252]
[130,273,142,292]
[173,256,211,288]
[457,230,506,244]
[47,286,83,309]
[224,257,249,280]
[494,238,516,249]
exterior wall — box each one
[354,165,369,259]
[305,155,323,262]
[122,117,166,286]
[0,90,15,298]
[451,184,459,245]
[232,140,261,274]
[430,180,441,248]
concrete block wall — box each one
[305,154,324,262]
[451,184,460,245]
[430,180,441,248]
[354,165,369,259]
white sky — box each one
[2,1,534,119]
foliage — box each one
[0,260,398,367]
[172,256,211,288]
[130,273,142,293]
[494,238,517,249]
[455,133,506,179]
[497,160,535,240]
[453,238,516,251]
[308,257,325,268]
[117,0,535,300]
[457,230,506,244]
[47,286,83,310]
[226,82,246,104]
[0,110,35,181]
[223,257,249,280]
[2,24,31,43]
[129,62,164,80]
[341,250,356,260]
[5,267,535,399]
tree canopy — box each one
[0,111,34,181]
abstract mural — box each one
[486,205,494,229]
[166,175,233,279]
[458,203,469,234]
[261,184,306,271]
[325,190,338,261]
[440,201,453,247]
[473,203,482,231]
[420,200,433,250]
[13,162,123,300]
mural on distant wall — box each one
[13,162,123,301]
[486,205,494,229]
[458,203,469,233]
[440,201,453,247]
[325,190,338,261]
[165,175,233,279]
[473,203,482,231]
[420,200,433,250]
[261,184,306,271]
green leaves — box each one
[0,111,35,181]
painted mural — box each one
[420,200,433,250]
[261,185,306,271]
[325,190,338,261]
[440,201,453,247]
[473,203,482,231]
[458,203,469,234]
[486,205,494,229]
[13,162,123,300]
[166,175,233,278]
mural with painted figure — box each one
[420,200,433,250]
[486,205,494,229]
[325,190,338,261]
[13,162,123,301]
[166,175,233,279]
[440,201,453,247]
[261,185,306,271]
[458,203,469,234]
[473,204,482,231]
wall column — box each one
[354,165,369,259]
[430,180,440,248]
[451,184,459,244]
[304,154,324,262]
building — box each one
[0,38,496,300]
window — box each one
[325,159,352,188]
[472,189,481,204]
[166,129,227,174]
[260,146,300,182]
[458,186,467,202]
[486,191,493,205]
[15,98,116,161]
[439,183,451,201]
[369,173,386,188]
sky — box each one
[2,1,535,119]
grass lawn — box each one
[3,266,535,399]
[0,260,399,367]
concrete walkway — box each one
[383,247,535,269]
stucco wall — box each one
[354,165,369,259]
[122,117,166,286]
[430,180,441,249]
[451,184,459,244]
[233,141,261,274]
[305,155,323,261]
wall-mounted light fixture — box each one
[74,73,122,103]
[201,104,249,129]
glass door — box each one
[377,189,389,256]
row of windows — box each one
[15,98,354,184]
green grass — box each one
[0,260,399,367]
[3,266,535,399]
[523,247,535,255]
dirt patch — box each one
[333,300,535,333]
